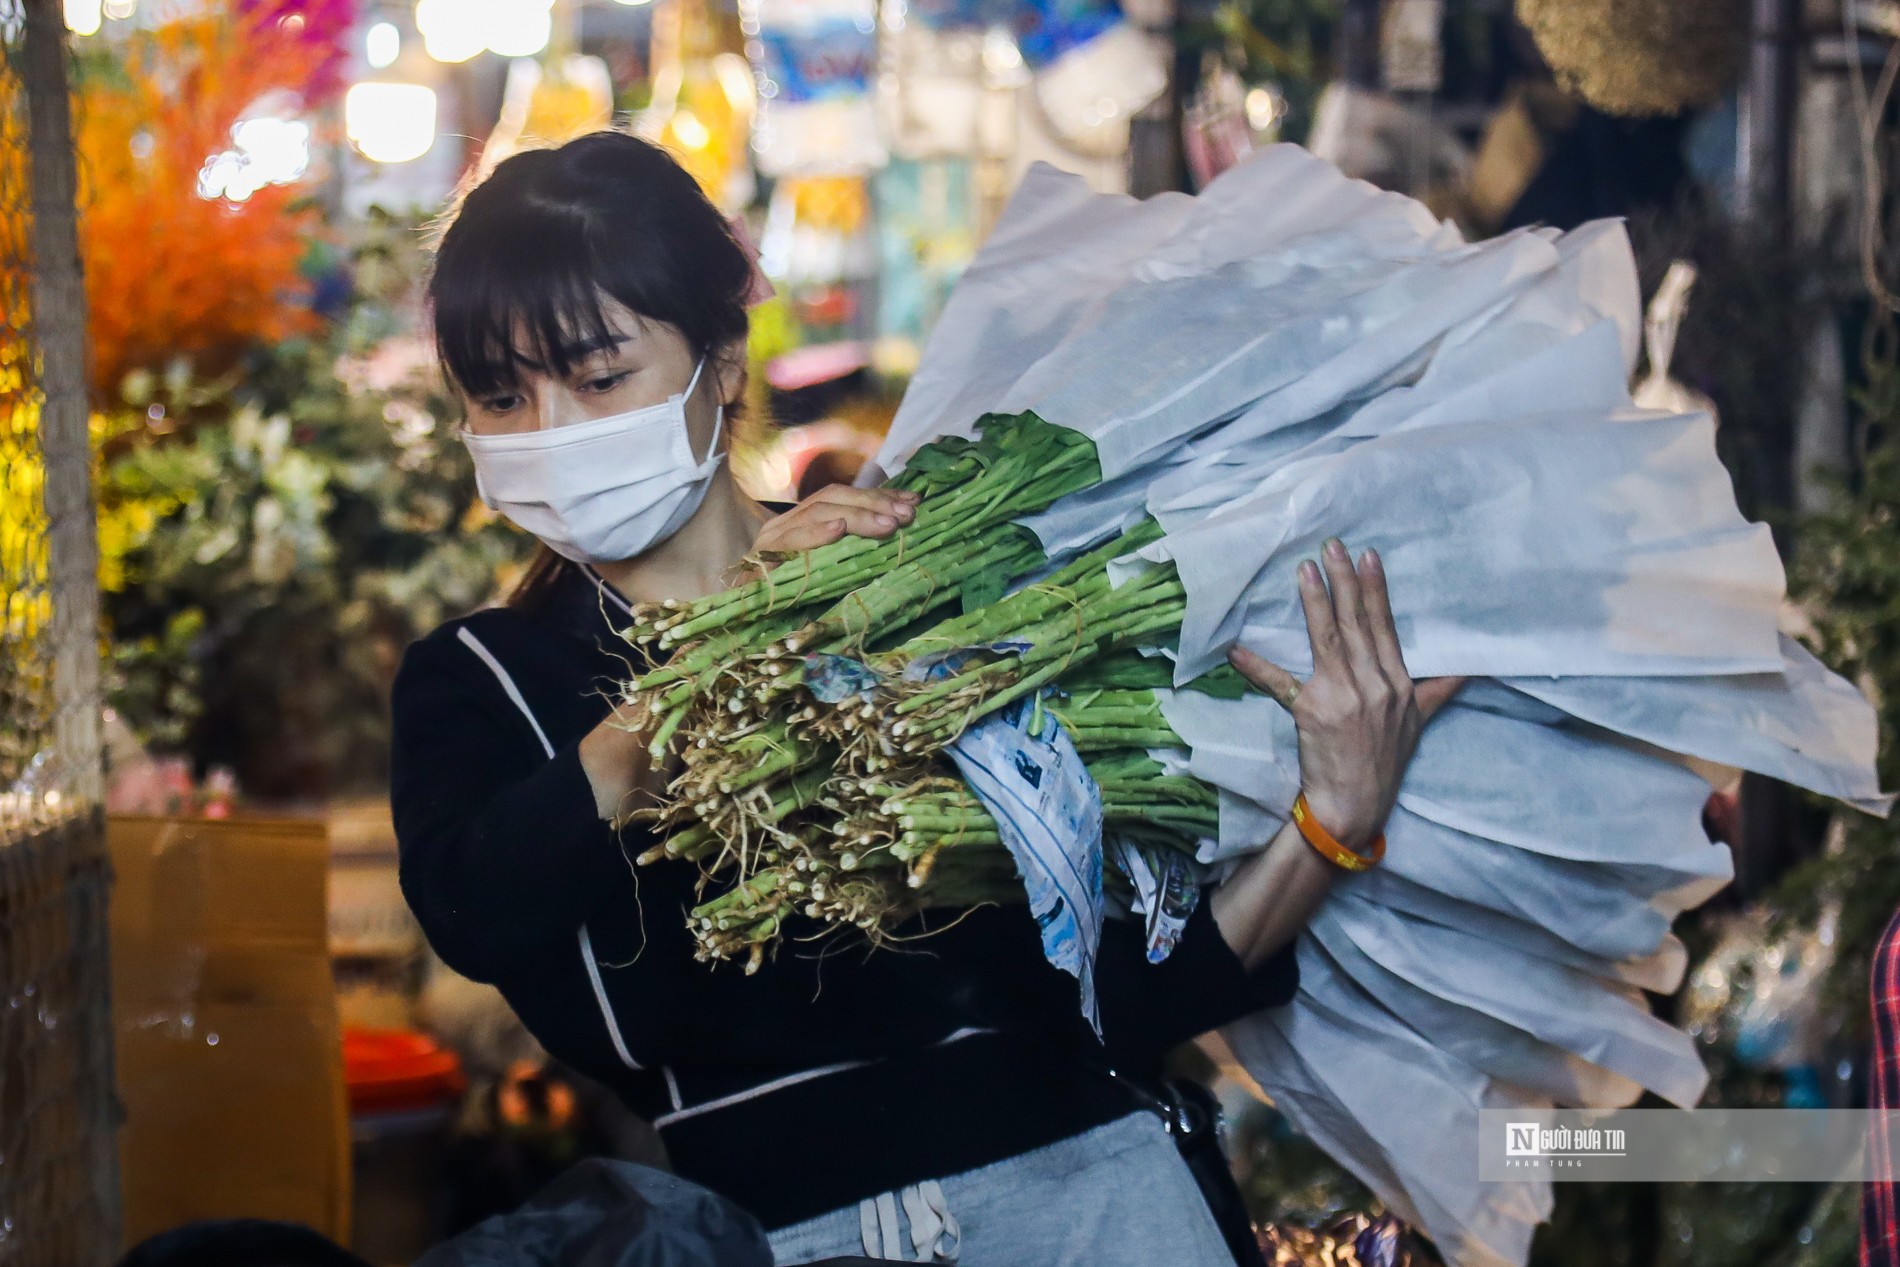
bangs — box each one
[430,194,620,398]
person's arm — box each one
[583,484,921,819]
[390,634,684,982]
[1211,539,1464,970]
[1094,891,1300,1069]
[1209,819,1336,970]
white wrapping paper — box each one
[1504,635,1890,814]
[877,146,1444,479]
[1346,867,1690,995]
[1309,904,1651,1108]
[1227,948,1552,1267]
[1153,692,1731,878]
[1000,231,1555,481]
[873,144,1886,1267]
[1149,408,1786,683]
[1376,808,1721,962]
[1390,704,1719,867]
[1314,895,1707,1107]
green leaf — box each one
[905,444,961,474]
[1182,663,1253,699]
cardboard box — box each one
[326,797,425,1032]
[109,815,351,1248]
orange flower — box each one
[72,3,335,401]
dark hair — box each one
[429,132,754,610]
[116,1219,370,1267]
[796,448,867,501]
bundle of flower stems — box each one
[615,413,1242,970]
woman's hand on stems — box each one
[1228,538,1463,852]
[753,484,920,554]
[580,693,675,826]
[588,487,919,824]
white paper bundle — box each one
[1347,867,1691,995]
[1504,635,1888,813]
[1227,950,1555,1267]
[1028,218,1647,584]
[876,147,1444,479]
[873,145,1887,1266]
[1309,903,1650,1110]
[1146,403,1786,683]
[995,230,1555,482]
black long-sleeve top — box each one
[390,559,1297,1230]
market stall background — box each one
[1,0,1898,1263]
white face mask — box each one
[460,358,725,565]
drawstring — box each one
[861,1194,900,1259]
[904,1182,959,1261]
[858,1180,960,1262]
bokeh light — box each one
[345,82,439,163]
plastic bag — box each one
[414,1159,772,1267]
[947,696,1106,1030]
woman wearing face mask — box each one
[392,132,1458,1266]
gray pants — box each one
[767,1111,1234,1266]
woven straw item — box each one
[1517,0,1747,117]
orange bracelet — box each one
[1291,792,1385,872]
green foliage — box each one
[1533,1175,1855,1267]
[1235,1102,1379,1228]
[1774,351,1900,1040]
[101,214,533,798]
[1530,1041,1860,1267]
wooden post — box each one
[22,0,102,814]
[17,1,118,1259]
